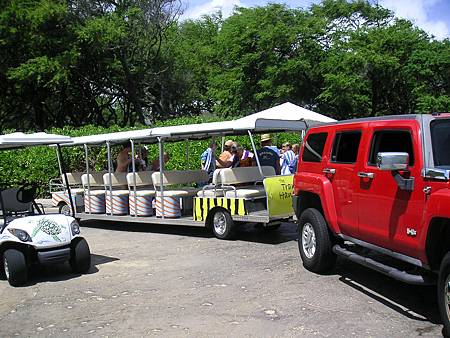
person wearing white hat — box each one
[255,134,280,174]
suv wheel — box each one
[298,208,336,273]
[438,252,450,336]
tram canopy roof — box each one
[0,132,72,149]
[67,129,154,147]
[67,102,336,145]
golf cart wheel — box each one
[58,203,71,216]
[298,208,336,273]
[438,252,450,337]
[211,209,235,240]
[69,238,91,273]
[3,249,28,287]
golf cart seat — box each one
[0,187,34,215]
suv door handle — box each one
[323,168,336,175]
[357,172,375,179]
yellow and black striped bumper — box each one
[193,197,247,222]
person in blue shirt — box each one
[200,141,217,180]
[255,134,280,175]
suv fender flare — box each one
[421,191,450,266]
[295,172,339,234]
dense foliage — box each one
[1,0,449,132]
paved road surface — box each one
[0,221,443,337]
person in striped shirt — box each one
[281,142,296,175]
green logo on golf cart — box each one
[31,218,66,242]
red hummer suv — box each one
[293,114,450,335]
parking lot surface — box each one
[0,221,443,337]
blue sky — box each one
[181,0,450,40]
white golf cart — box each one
[0,132,91,286]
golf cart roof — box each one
[67,129,154,147]
[150,102,336,140]
[0,132,72,149]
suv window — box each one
[331,131,361,164]
[302,132,327,163]
[368,130,414,166]
[430,120,450,168]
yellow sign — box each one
[263,175,294,218]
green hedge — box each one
[0,116,302,197]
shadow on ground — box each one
[328,258,441,330]
[22,253,119,286]
[81,220,298,245]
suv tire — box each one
[298,208,336,273]
[438,252,450,337]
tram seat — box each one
[126,171,155,195]
[81,172,107,213]
[61,172,84,194]
[103,173,130,215]
[152,170,209,197]
[220,166,275,199]
[196,169,225,197]
[81,173,106,194]
[103,172,130,195]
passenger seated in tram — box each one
[255,134,281,175]
[216,140,235,168]
[151,152,170,171]
[231,144,253,168]
[116,142,131,172]
[135,146,149,171]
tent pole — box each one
[158,137,165,219]
[131,139,137,217]
[248,131,264,177]
[106,141,113,215]
[84,144,91,214]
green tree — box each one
[208,4,325,116]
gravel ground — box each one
[0,220,444,337]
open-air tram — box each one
[51,103,335,239]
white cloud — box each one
[379,0,449,39]
[181,0,243,20]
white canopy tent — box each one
[234,102,336,129]
[0,132,72,149]
[151,102,335,140]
